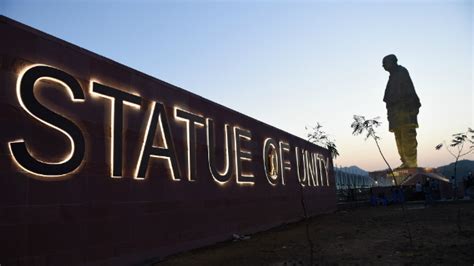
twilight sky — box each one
[1,0,472,171]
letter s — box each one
[9,65,86,178]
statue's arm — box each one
[399,69,421,109]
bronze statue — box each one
[382,54,421,169]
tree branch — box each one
[444,142,457,158]
[459,148,474,157]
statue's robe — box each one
[383,65,421,168]
[383,65,421,132]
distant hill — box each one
[337,160,474,180]
[436,159,474,180]
[337,165,368,176]
[339,160,474,180]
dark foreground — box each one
[154,201,474,265]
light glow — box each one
[206,119,232,185]
[234,126,254,185]
[323,155,330,186]
[8,64,84,180]
[295,147,306,187]
[89,81,141,178]
[305,150,317,186]
[263,138,279,186]
[279,141,291,186]
[134,102,179,181]
[174,107,205,182]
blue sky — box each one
[1,0,472,170]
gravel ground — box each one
[155,201,474,266]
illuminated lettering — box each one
[294,146,332,187]
[206,119,233,184]
[263,138,280,186]
[295,147,306,186]
[5,65,333,187]
[317,154,330,186]
[135,101,181,180]
[279,141,291,185]
[91,82,142,178]
[294,148,331,187]
[234,127,254,185]
[175,108,205,181]
[8,65,85,178]
[315,154,322,186]
[305,150,317,186]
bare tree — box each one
[303,122,338,264]
[435,128,474,180]
[350,115,395,176]
[306,122,339,159]
[351,115,413,246]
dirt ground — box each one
[155,201,474,266]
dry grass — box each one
[156,201,474,265]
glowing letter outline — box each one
[8,64,86,179]
[279,141,291,186]
[90,82,142,178]
[234,127,254,185]
[135,101,181,180]
[206,118,233,185]
[263,138,280,186]
[174,107,205,181]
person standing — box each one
[451,176,458,199]
[415,181,423,200]
[424,179,433,206]
[382,54,421,169]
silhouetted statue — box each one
[382,54,421,169]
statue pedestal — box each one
[389,167,449,185]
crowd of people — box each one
[369,187,405,206]
[369,172,474,206]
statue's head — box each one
[382,54,398,72]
